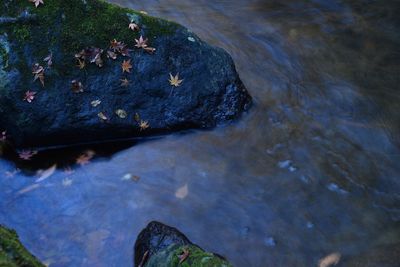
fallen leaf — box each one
[120,78,129,87]
[91,100,101,107]
[29,0,44,8]
[169,73,183,87]
[62,178,73,187]
[318,253,341,267]
[77,59,86,69]
[76,150,95,166]
[175,183,188,199]
[129,22,139,31]
[139,120,149,131]
[179,248,190,264]
[107,50,117,60]
[17,184,40,195]
[140,11,148,15]
[43,53,52,67]
[134,113,140,122]
[91,49,104,67]
[138,250,149,267]
[115,109,127,119]
[32,63,45,87]
[36,164,57,183]
[18,150,38,160]
[1,130,6,141]
[63,167,74,175]
[23,90,37,103]
[122,59,132,73]
[135,36,148,49]
[71,80,84,93]
[98,112,108,121]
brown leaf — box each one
[71,80,84,93]
[122,59,132,73]
[318,253,341,267]
[169,73,183,87]
[179,248,190,264]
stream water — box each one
[1,0,400,266]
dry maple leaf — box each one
[76,150,95,166]
[18,150,38,160]
[129,22,139,31]
[71,80,84,93]
[139,120,150,131]
[29,0,44,8]
[23,90,37,103]
[178,248,190,264]
[135,36,148,49]
[120,78,129,87]
[169,73,183,87]
[122,59,132,73]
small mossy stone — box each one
[145,244,232,267]
[0,225,45,267]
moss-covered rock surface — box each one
[0,225,44,267]
[135,221,232,267]
[0,0,251,148]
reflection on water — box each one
[1,0,400,266]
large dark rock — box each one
[0,0,251,148]
[0,225,44,267]
[134,221,232,267]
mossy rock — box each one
[146,244,232,267]
[0,225,44,267]
[0,0,251,148]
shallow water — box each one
[1,0,400,266]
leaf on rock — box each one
[43,53,53,67]
[17,184,40,195]
[169,73,183,87]
[32,63,45,87]
[36,164,57,183]
[76,150,95,166]
[23,90,37,103]
[107,50,117,60]
[71,80,84,93]
[139,120,149,131]
[18,150,38,160]
[120,78,129,87]
[122,59,132,73]
[29,0,44,8]
[129,22,140,31]
[91,100,101,107]
[178,248,190,264]
[116,109,127,119]
[98,112,108,121]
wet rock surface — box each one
[0,0,251,149]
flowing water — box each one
[1,0,400,266]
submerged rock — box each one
[134,221,232,267]
[0,225,44,267]
[0,0,251,148]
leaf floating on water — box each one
[91,100,101,107]
[36,164,57,183]
[71,80,84,93]
[32,63,45,87]
[121,173,140,182]
[120,78,129,87]
[122,59,132,73]
[318,253,341,267]
[62,178,73,187]
[139,120,149,131]
[175,184,189,199]
[17,184,40,195]
[23,90,36,103]
[116,109,127,119]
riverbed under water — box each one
[1,0,400,266]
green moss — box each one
[0,0,180,77]
[146,244,232,267]
[0,225,45,267]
